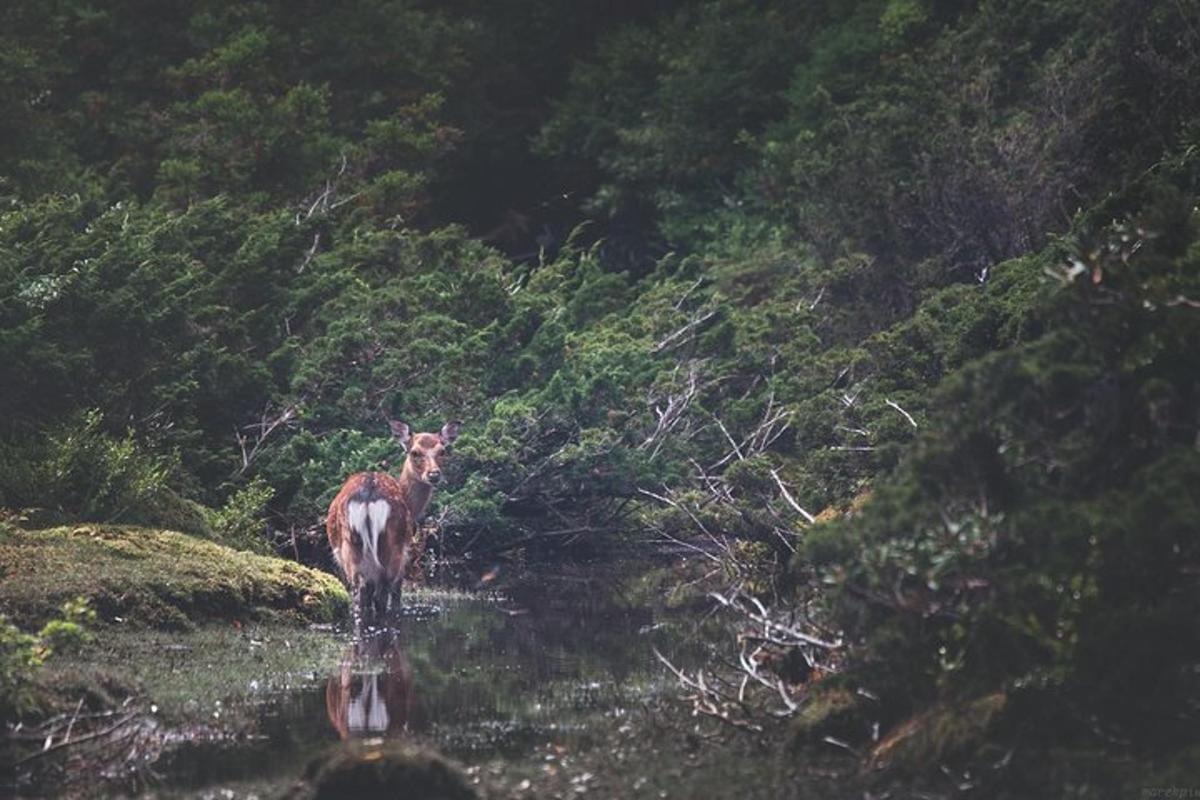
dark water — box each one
[148,558,824,799]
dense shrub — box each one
[802,176,1200,744]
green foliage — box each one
[0,614,44,719]
[203,478,275,554]
[0,597,94,719]
[37,596,96,654]
[0,410,189,531]
[801,178,1200,743]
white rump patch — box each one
[347,498,389,571]
[347,673,389,733]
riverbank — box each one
[0,523,348,630]
[3,542,860,799]
[5,527,1186,799]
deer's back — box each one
[326,471,414,583]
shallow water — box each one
[23,561,854,796]
[136,557,840,799]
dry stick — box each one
[674,277,706,310]
[769,469,815,524]
[653,308,718,353]
[711,414,745,461]
[689,458,731,505]
[822,735,863,757]
[15,713,140,766]
[235,405,296,476]
[711,591,842,650]
[885,398,919,428]
[652,648,764,733]
[798,285,825,312]
[641,367,699,455]
[296,231,321,273]
[1166,295,1200,308]
[62,697,84,746]
[835,424,870,437]
[636,488,724,565]
[737,644,782,695]
[641,523,725,566]
[708,406,792,471]
[769,524,797,554]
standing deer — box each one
[326,419,460,633]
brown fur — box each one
[326,471,416,590]
[325,420,460,631]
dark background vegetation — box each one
[2,0,1199,788]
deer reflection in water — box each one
[325,628,415,740]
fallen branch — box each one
[711,590,842,650]
[653,648,764,733]
[14,713,141,766]
[636,488,725,565]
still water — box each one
[84,559,846,798]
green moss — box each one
[0,525,348,629]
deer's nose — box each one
[426,470,442,484]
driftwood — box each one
[654,588,844,733]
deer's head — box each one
[389,419,461,486]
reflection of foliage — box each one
[398,565,721,737]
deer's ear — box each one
[439,420,462,445]
[388,419,411,448]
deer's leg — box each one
[376,579,402,627]
[351,576,366,637]
[364,581,380,633]
[355,579,381,636]
[373,582,391,627]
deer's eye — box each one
[411,452,424,461]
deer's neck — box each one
[398,463,433,519]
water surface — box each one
[119,558,848,798]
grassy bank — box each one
[0,524,348,630]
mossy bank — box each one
[0,524,348,630]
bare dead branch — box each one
[234,404,297,477]
[885,398,919,428]
[296,231,321,274]
[653,308,718,353]
[710,590,842,650]
[653,647,765,733]
[769,469,815,524]
[712,414,745,462]
[641,365,700,456]
[636,488,725,565]
[673,276,706,310]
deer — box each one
[326,419,460,634]
[326,628,415,740]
